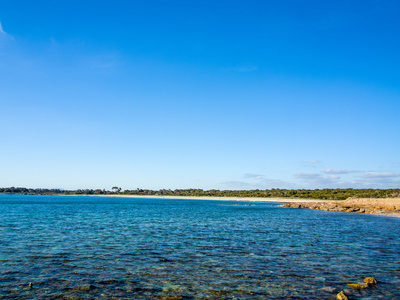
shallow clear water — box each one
[0,195,399,299]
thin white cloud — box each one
[223,176,296,189]
[295,173,319,180]
[295,172,339,180]
[227,170,400,190]
[262,178,297,189]
[295,172,347,188]
[295,170,400,189]
[244,173,264,180]
[355,175,400,188]
[302,160,320,167]
[223,181,252,188]
[0,21,14,46]
[323,169,359,174]
[301,160,321,170]
[358,172,400,179]
[244,173,296,188]
[227,169,400,190]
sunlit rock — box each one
[337,291,349,300]
[364,277,377,286]
[347,283,367,289]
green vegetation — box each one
[1,187,399,200]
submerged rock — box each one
[207,290,230,295]
[319,286,337,293]
[337,291,349,300]
[347,283,367,289]
[364,277,377,286]
[77,284,96,291]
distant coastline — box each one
[2,191,400,216]
[1,187,399,201]
[81,194,321,203]
[0,192,320,203]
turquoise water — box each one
[0,195,399,299]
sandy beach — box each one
[90,194,321,203]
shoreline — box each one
[60,194,322,203]
[1,193,321,202]
[2,193,399,217]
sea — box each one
[0,194,399,299]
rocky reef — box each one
[279,198,400,216]
[337,277,378,299]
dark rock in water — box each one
[337,291,349,300]
[207,290,230,295]
[364,277,377,286]
[78,284,96,291]
[158,257,170,262]
[97,279,124,285]
[347,283,367,289]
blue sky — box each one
[1,0,399,190]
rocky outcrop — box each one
[336,277,378,299]
[279,198,400,216]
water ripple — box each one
[0,195,399,299]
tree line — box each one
[1,187,399,200]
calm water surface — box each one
[0,195,399,299]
